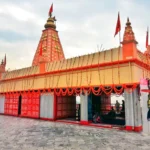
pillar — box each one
[53,93,57,121]
[125,87,142,132]
[80,93,88,125]
[0,95,5,114]
[124,90,134,131]
[133,88,142,132]
[140,79,150,134]
[40,92,55,121]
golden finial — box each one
[126,17,131,26]
[44,16,56,29]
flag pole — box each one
[146,26,149,49]
[148,26,149,47]
[119,12,121,48]
[119,31,121,48]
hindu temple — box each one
[0,5,150,133]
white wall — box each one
[111,94,124,105]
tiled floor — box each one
[0,115,150,150]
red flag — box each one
[146,27,149,48]
[39,42,43,56]
[49,3,53,16]
[114,13,121,37]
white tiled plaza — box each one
[0,115,150,150]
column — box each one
[53,93,57,121]
[140,79,150,134]
[133,88,142,132]
[124,90,134,131]
[80,93,88,125]
[40,93,55,121]
[0,95,5,114]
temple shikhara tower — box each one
[121,18,138,60]
[32,5,65,66]
[1,4,150,133]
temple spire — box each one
[121,17,138,59]
[122,17,138,44]
[45,4,56,29]
[32,4,65,66]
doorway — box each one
[18,95,22,115]
[56,95,79,123]
[90,92,125,126]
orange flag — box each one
[39,42,43,56]
[114,13,121,37]
[146,27,149,48]
[49,3,53,16]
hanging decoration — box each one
[65,58,72,87]
[97,51,102,85]
[117,48,121,84]
[70,57,76,87]
[54,88,61,96]
[113,85,124,95]
[123,83,137,93]
[55,60,64,88]
[111,49,114,84]
[67,88,74,96]
[139,52,145,78]
[101,86,113,95]
[91,86,103,96]
[82,86,91,95]
[103,50,106,85]
[85,53,94,86]
[61,88,68,96]
[74,87,82,95]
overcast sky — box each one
[0,0,149,70]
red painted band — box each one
[80,120,89,125]
[134,126,142,132]
[126,126,134,131]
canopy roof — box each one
[2,47,121,80]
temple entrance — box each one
[90,92,125,126]
[18,95,22,115]
[56,95,80,123]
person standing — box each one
[115,100,120,113]
[121,100,125,112]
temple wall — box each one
[132,63,150,83]
[0,62,143,93]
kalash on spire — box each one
[32,3,65,66]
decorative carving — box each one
[55,45,61,53]
[42,46,47,51]
[52,34,58,41]
[41,34,47,41]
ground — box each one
[0,116,150,150]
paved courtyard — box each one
[0,116,150,150]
